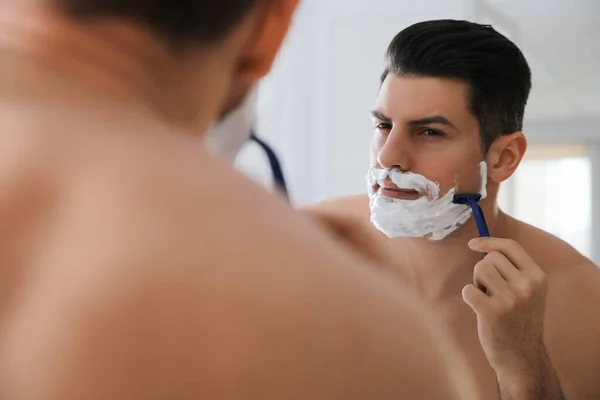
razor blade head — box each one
[452,193,482,205]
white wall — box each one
[239,0,600,216]
[234,0,600,262]
[240,0,474,205]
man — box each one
[0,2,479,399]
[308,20,600,399]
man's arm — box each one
[544,261,600,399]
[496,352,566,400]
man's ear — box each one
[241,0,300,80]
[485,132,527,183]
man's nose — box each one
[376,129,413,171]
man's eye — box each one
[375,122,392,130]
[421,128,444,137]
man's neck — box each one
[0,3,225,132]
[393,204,510,302]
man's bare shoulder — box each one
[506,216,598,321]
[0,129,469,399]
[303,194,371,220]
[506,215,594,273]
[308,193,370,211]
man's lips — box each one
[376,184,421,200]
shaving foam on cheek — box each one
[478,161,488,198]
[367,161,488,240]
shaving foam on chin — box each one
[367,162,487,240]
[204,87,258,162]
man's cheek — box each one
[452,166,487,195]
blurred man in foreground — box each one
[0,1,478,399]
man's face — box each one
[370,75,485,199]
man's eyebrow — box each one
[409,115,456,129]
[371,110,391,121]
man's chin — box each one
[369,216,470,242]
[219,79,254,120]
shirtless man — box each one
[0,2,481,399]
[308,20,600,399]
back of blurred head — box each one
[43,0,298,132]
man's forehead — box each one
[374,74,469,121]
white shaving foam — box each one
[367,161,487,240]
[478,161,487,199]
[204,87,258,162]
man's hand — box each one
[463,237,548,369]
[464,237,566,399]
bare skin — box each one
[0,2,480,399]
[307,194,600,399]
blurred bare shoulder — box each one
[0,118,476,398]
[304,194,371,218]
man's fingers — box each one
[473,260,510,296]
[483,251,521,283]
[462,284,490,314]
[469,237,534,272]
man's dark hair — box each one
[55,0,257,46]
[381,19,532,153]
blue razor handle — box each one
[453,194,490,237]
[453,193,490,292]
[469,200,490,237]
